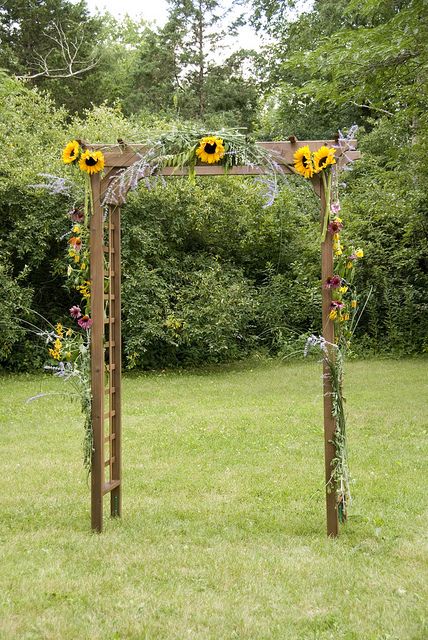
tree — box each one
[164,0,228,118]
[0,0,103,111]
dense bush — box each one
[343,118,428,355]
[120,177,321,368]
[0,74,426,371]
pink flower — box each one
[328,219,343,234]
[330,300,344,310]
[330,202,341,214]
[78,315,93,330]
[70,305,82,319]
[68,208,84,223]
[324,275,342,289]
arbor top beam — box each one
[81,139,359,176]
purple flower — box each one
[330,300,344,310]
[330,202,341,214]
[78,315,93,330]
[348,253,357,261]
[70,305,82,319]
[324,275,342,289]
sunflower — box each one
[62,140,80,164]
[293,145,314,179]
[79,150,105,175]
[195,136,225,164]
[313,146,336,173]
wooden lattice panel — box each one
[90,178,122,532]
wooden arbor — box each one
[88,139,360,535]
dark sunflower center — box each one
[302,155,310,168]
[70,149,76,157]
[204,142,217,154]
[318,155,328,168]
[85,157,97,166]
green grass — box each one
[1,358,427,640]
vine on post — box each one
[296,138,364,522]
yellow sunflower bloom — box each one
[62,140,80,164]
[313,146,336,173]
[195,136,225,164]
[293,145,314,179]
[79,150,105,175]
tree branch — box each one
[15,21,100,80]
[350,101,394,117]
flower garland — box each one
[102,128,284,206]
[293,144,337,241]
[41,140,105,470]
[297,138,364,523]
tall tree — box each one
[165,0,227,118]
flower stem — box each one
[321,171,332,242]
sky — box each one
[85,0,169,25]
[83,0,263,53]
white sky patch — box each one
[83,0,263,56]
[85,0,169,25]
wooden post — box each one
[90,174,105,533]
[320,181,339,538]
[110,205,122,517]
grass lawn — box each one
[1,358,427,640]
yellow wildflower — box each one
[62,140,80,164]
[339,286,348,294]
[351,299,357,309]
[79,150,105,175]
[355,248,364,258]
[293,145,314,179]
[346,261,354,270]
[329,309,338,321]
[313,146,336,173]
[196,136,225,164]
